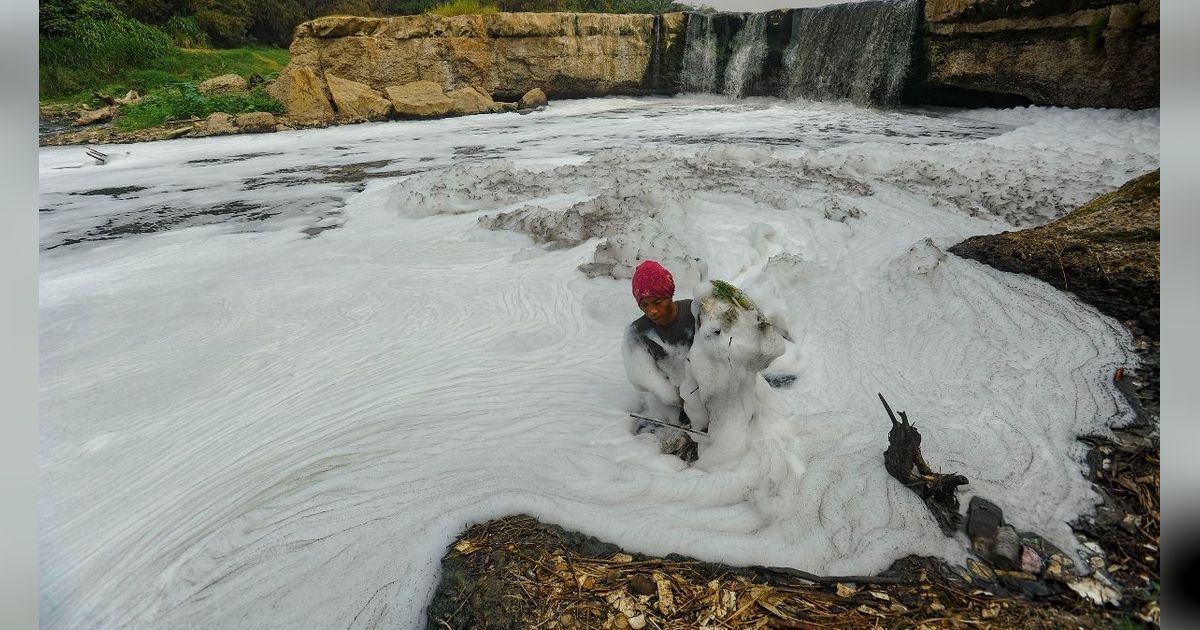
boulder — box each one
[197,112,237,136]
[235,112,278,133]
[198,73,249,95]
[385,81,455,118]
[517,87,547,110]
[267,66,335,123]
[325,73,391,121]
[446,86,499,115]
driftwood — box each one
[879,393,969,535]
[93,90,140,106]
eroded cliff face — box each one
[269,12,687,121]
[266,3,1158,123]
[918,0,1159,108]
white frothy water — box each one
[39,97,1158,628]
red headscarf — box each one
[632,260,675,302]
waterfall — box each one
[679,13,719,93]
[676,0,920,106]
[722,12,769,99]
[780,0,920,105]
[646,14,664,91]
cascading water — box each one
[645,14,665,92]
[678,0,920,106]
[679,13,719,94]
[781,0,920,105]
[722,12,769,99]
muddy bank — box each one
[427,515,1126,629]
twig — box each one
[751,565,913,586]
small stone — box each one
[992,525,1021,570]
[628,574,655,595]
[967,496,1003,542]
[627,614,646,629]
[1021,546,1043,574]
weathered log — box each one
[879,393,969,535]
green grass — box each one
[42,45,289,106]
[114,82,285,131]
[427,0,498,17]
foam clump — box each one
[390,159,550,217]
[684,280,786,464]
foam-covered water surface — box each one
[39,97,1158,628]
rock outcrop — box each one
[266,66,335,122]
[917,0,1159,108]
[268,12,686,123]
[950,170,1160,335]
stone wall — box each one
[918,0,1159,108]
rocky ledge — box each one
[918,0,1159,108]
[267,12,684,124]
[951,169,1159,338]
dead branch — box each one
[879,393,969,535]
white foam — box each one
[38,97,1158,628]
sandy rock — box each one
[197,112,237,136]
[325,73,391,121]
[198,73,249,95]
[272,12,671,103]
[235,112,278,133]
[447,86,499,115]
[266,66,335,123]
[517,87,547,110]
[385,81,456,118]
[74,105,119,126]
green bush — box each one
[427,0,498,16]
[163,15,210,48]
[40,7,177,97]
[115,82,284,130]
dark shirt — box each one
[628,299,696,361]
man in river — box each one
[622,260,701,462]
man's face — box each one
[638,296,677,327]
